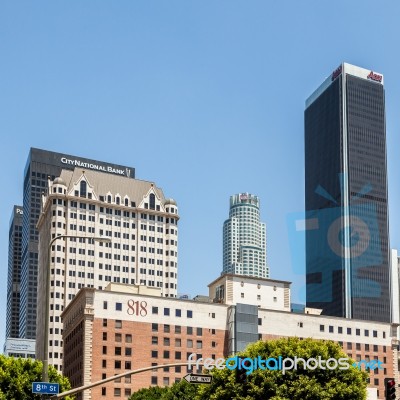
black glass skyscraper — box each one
[6,206,23,339]
[19,148,135,339]
[304,63,390,322]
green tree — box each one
[129,380,198,400]
[0,355,73,400]
[198,338,368,400]
[161,379,199,400]
[128,385,168,400]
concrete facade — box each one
[36,169,179,371]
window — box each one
[102,332,107,340]
[187,339,193,348]
[149,193,156,210]
[347,327,351,334]
[175,351,181,360]
[338,327,343,334]
[115,333,122,342]
[187,310,193,318]
[114,388,121,397]
[115,347,122,356]
[197,328,203,336]
[125,334,132,343]
[125,348,132,356]
[103,301,108,310]
[320,325,324,332]
[364,329,369,337]
[187,327,193,335]
[347,343,352,350]
[164,338,170,346]
[103,319,107,327]
[356,329,360,336]
[196,341,203,349]
[152,306,158,315]
[175,339,181,347]
[151,376,158,385]
[115,361,121,369]
[116,303,122,311]
[152,336,158,345]
[152,323,158,332]
[102,346,107,354]
[80,180,87,197]
[175,326,181,334]
[164,324,170,333]
[164,308,170,316]
[175,309,181,317]
[115,320,122,329]
[329,326,334,333]
[151,351,158,358]
[373,330,378,338]
[163,351,170,359]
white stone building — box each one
[36,168,179,371]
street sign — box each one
[32,382,60,395]
[183,374,212,384]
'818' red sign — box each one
[127,299,148,316]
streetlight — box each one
[42,235,111,386]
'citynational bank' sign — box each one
[60,157,133,178]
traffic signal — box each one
[385,377,396,400]
[235,358,251,384]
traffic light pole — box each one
[49,362,201,399]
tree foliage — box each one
[129,338,368,400]
[0,355,73,400]
[198,338,368,400]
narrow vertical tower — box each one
[6,206,23,339]
[305,63,390,322]
[222,193,268,278]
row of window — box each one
[319,325,385,338]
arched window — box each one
[149,193,155,210]
[80,180,87,198]
[116,197,120,205]
[107,195,112,203]
[124,198,129,206]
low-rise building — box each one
[62,274,398,400]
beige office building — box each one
[36,169,179,371]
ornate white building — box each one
[36,168,179,371]
[223,193,268,278]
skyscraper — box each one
[36,169,178,370]
[304,63,390,322]
[222,193,268,278]
[19,148,135,339]
[6,206,23,339]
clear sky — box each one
[1,1,400,349]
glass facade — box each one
[304,65,390,322]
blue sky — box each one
[1,1,400,348]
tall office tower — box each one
[222,193,268,278]
[305,63,390,322]
[19,148,135,339]
[6,206,23,339]
[36,169,178,371]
